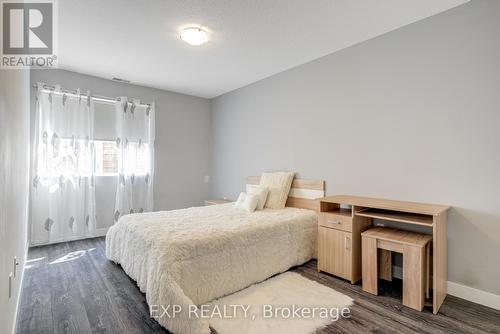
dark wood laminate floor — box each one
[17,237,500,334]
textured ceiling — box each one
[58,0,469,98]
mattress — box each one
[105,203,317,334]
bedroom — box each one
[1,0,500,333]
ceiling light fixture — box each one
[112,77,131,84]
[180,27,208,46]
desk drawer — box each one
[319,212,352,232]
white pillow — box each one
[260,171,295,209]
[234,192,259,212]
[246,185,269,210]
[234,192,246,207]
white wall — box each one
[0,70,31,334]
[30,69,212,238]
[211,0,500,296]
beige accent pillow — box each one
[246,185,269,211]
[234,192,246,207]
[260,171,295,209]
[240,193,260,212]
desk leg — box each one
[403,245,425,311]
[379,249,392,281]
[362,236,378,295]
[426,243,430,299]
[433,212,448,314]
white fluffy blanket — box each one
[209,272,353,334]
[105,204,317,334]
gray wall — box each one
[0,70,31,334]
[210,0,500,295]
[31,69,212,233]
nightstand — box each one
[204,199,233,206]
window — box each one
[37,137,94,177]
[119,141,150,176]
[38,139,150,177]
[95,140,151,176]
[95,141,118,175]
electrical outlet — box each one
[204,175,210,183]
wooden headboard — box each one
[246,176,325,212]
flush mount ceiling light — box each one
[179,27,208,46]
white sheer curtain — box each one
[31,84,96,245]
[113,97,155,222]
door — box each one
[318,226,352,281]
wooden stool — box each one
[361,226,432,311]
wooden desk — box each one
[318,195,449,314]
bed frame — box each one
[246,176,325,211]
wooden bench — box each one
[361,226,432,311]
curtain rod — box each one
[32,83,152,107]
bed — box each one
[105,177,324,334]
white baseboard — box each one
[392,265,500,311]
[447,281,500,311]
[30,228,109,246]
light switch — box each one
[204,175,210,183]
